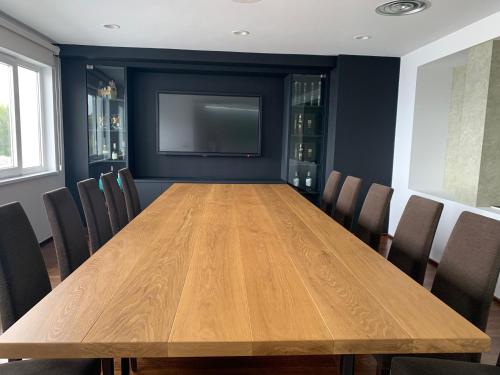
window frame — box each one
[0,51,48,179]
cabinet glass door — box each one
[86,65,127,180]
[287,74,326,202]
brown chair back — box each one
[355,183,394,249]
[101,172,128,235]
[0,202,51,331]
[333,176,363,230]
[431,212,500,334]
[388,195,443,284]
[77,178,113,253]
[118,168,141,221]
[43,187,90,281]
[320,170,342,216]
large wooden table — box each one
[0,184,490,372]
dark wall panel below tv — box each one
[129,70,284,180]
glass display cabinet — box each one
[86,65,127,180]
[286,74,327,204]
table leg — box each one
[121,358,130,375]
[340,355,355,375]
[101,359,114,375]
[130,357,138,372]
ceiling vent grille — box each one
[376,0,431,16]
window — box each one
[0,62,15,171]
[0,52,54,180]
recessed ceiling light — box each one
[232,0,262,3]
[353,35,372,40]
[376,0,431,16]
[232,30,250,36]
[103,24,120,29]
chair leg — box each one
[121,358,130,375]
[130,358,138,372]
[101,359,114,375]
[376,359,390,375]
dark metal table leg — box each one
[340,355,355,375]
[121,358,130,375]
[102,358,114,375]
[130,357,138,372]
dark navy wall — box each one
[332,55,400,226]
[59,45,335,201]
[129,70,284,180]
[59,45,400,215]
[60,58,88,211]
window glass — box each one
[18,66,42,168]
[0,62,16,170]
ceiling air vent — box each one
[376,0,431,16]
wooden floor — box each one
[37,237,499,374]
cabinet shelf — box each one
[95,97,124,103]
[89,129,127,133]
[292,105,324,112]
[290,134,323,138]
[89,160,127,166]
[289,159,319,167]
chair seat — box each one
[391,357,500,375]
[0,359,100,375]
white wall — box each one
[391,11,500,297]
[0,20,64,242]
[409,63,454,193]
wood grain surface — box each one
[0,184,490,359]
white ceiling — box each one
[1,0,500,57]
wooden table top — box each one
[0,183,490,359]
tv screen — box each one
[157,92,261,156]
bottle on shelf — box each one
[111,143,118,160]
[292,171,300,187]
[310,82,315,105]
[317,80,322,106]
[102,143,109,158]
[302,82,307,105]
[296,114,303,135]
[298,143,304,161]
[305,171,312,190]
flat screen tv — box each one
[157,92,261,156]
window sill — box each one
[0,170,60,187]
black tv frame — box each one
[156,91,262,157]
